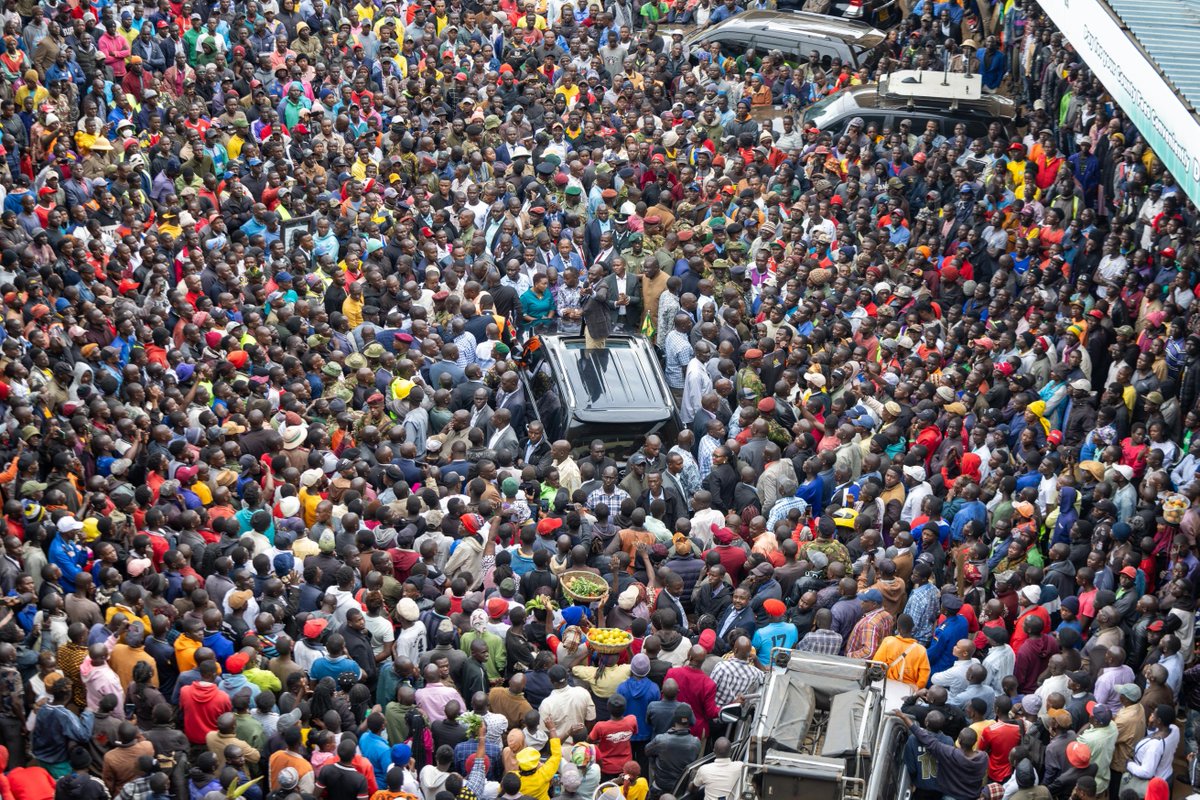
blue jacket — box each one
[49,533,88,592]
[218,672,260,704]
[927,613,969,678]
[31,704,94,764]
[202,630,235,668]
[360,730,393,786]
[617,675,662,741]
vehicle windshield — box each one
[801,93,843,129]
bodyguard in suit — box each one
[585,203,616,261]
[603,256,642,332]
[485,408,520,455]
[521,420,552,470]
[492,370,527,432]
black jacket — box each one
[646,728,702,791]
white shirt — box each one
[694,758,744,800]
[539,685,596,735]
[680,358,714,422]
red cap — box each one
[1120,566,1138,579]
[303,617,328,638]
[225,652,250,674]
[1046,430,1062,445]
[763,599,787,617]
[537,517,563,535]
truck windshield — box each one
[801,93,842,130]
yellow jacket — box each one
[517,737,561,800]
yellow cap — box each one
[516,747,541,771]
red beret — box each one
[763,599,787,617]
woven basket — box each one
[587,629,633,655]
[561,569,609,603]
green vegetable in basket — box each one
[566,576,608,597]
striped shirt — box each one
[711,657,765,706]
[587,487,631,518]
[797,628,844,656]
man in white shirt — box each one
[680,342,714,422]
[692,737,744,800]
[540,665,596,740]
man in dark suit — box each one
[521,420,552,470]
[451,364,488,412]
[704,446,738,512]
[466,387,494,432]
[733,467,762,516]
[492,370,526,433]
[603,257,642,332]
[638,472,687,526]
[462,304,494,344]
[712,585,757,655]
[584,203,615,261]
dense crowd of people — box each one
[0,0,1194,798]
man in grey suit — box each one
[603,256,642,332]
[485,408,520,456]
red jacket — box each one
[664,665,720,739]
[180,680,232,745]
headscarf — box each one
[569,743,595,769]
[1026,400,1052,435]
[470,608,488,634]
[959,452,982,482]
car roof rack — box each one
[878,69,982,111]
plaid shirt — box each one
[698,434,721,480]
[798,628,844,655]
[453,737,503,781]
[587,487,630,518]
[116,775,155,800]
[711,657,765,706]
[904,583,941,644]
[454,331,478,367]
[767,496,809,530]
[844,608,895,660]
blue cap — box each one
[860,588,884,604]
[276,271,293,283]
[247,157,262,166]
[391,743,412,766]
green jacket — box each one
[460,630,507,683]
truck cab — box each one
[674,650,913,800]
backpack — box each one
[1017,717,1045,770]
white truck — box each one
[674,650,914,800]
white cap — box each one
[57,516,83,533]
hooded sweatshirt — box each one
[180,680,232,745]
[1014,634,1061,694]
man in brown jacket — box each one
[102,722,156,796]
